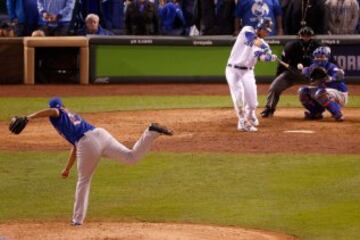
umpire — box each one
[261,26,320,118]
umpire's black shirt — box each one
[276,39,320,76]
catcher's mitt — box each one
[310,67,329,86]
[9,116,28,134]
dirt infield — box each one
[1,83,360,96]
[1,84,360,153]
[1,83,359,240]
[0,222,296,240]
[1,108,360,154]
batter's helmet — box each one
[298,26,314,36]
[256,18,273,33]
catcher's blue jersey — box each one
[49,108,95,145]
[303,62,348,93]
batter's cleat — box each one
[304,111,323,120]
[149,123,173,136]
[237,118,245,131]
[237,118,245,130]
[260,108,274,118]
[237,119,258,132]
[249,116,259,126]
[71,221,82,226]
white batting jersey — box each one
[227,26,270,68]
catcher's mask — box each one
[313,46,330,67]
[49,97,64,108]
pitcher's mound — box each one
[0,222,296,240]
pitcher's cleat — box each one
[149,123,173,136]
[71,221,82,226]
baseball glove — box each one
[9,116,28,134]
[310,67,329,86]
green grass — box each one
[0,151,360,240]
[1,95,360,240]
[1,95,360,121]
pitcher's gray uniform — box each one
[24,97,173,226]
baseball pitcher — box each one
[9,97,173,225]
[225,18,278,132]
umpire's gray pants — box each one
[265,71,299,110]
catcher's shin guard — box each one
[314,89,342,119]
[298,86,311,101]
[299,87,325,116]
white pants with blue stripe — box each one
[225,67,258,126]
[73,127,159,224]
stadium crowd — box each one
[0,0,360,37]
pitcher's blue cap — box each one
[49,97,64,108]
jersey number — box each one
[67,113,81,126]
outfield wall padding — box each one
[89,36,285,83]
[89,35,360,84]
[2,35,360,84]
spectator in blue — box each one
[37,0,76,36]
[102,0,124,34]
[81,0,103,15]
[77,13,113,35]
[235,0,283,36]
[6,0,39,36]
[158,0,186,35]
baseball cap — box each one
[49,97,64,108]
[298,26,314,36]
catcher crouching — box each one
[298,46,348,121]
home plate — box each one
[284,130,315,134]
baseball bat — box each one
[275,57,306,80]
[276,58,290,69]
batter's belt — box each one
[227,64,253,70]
